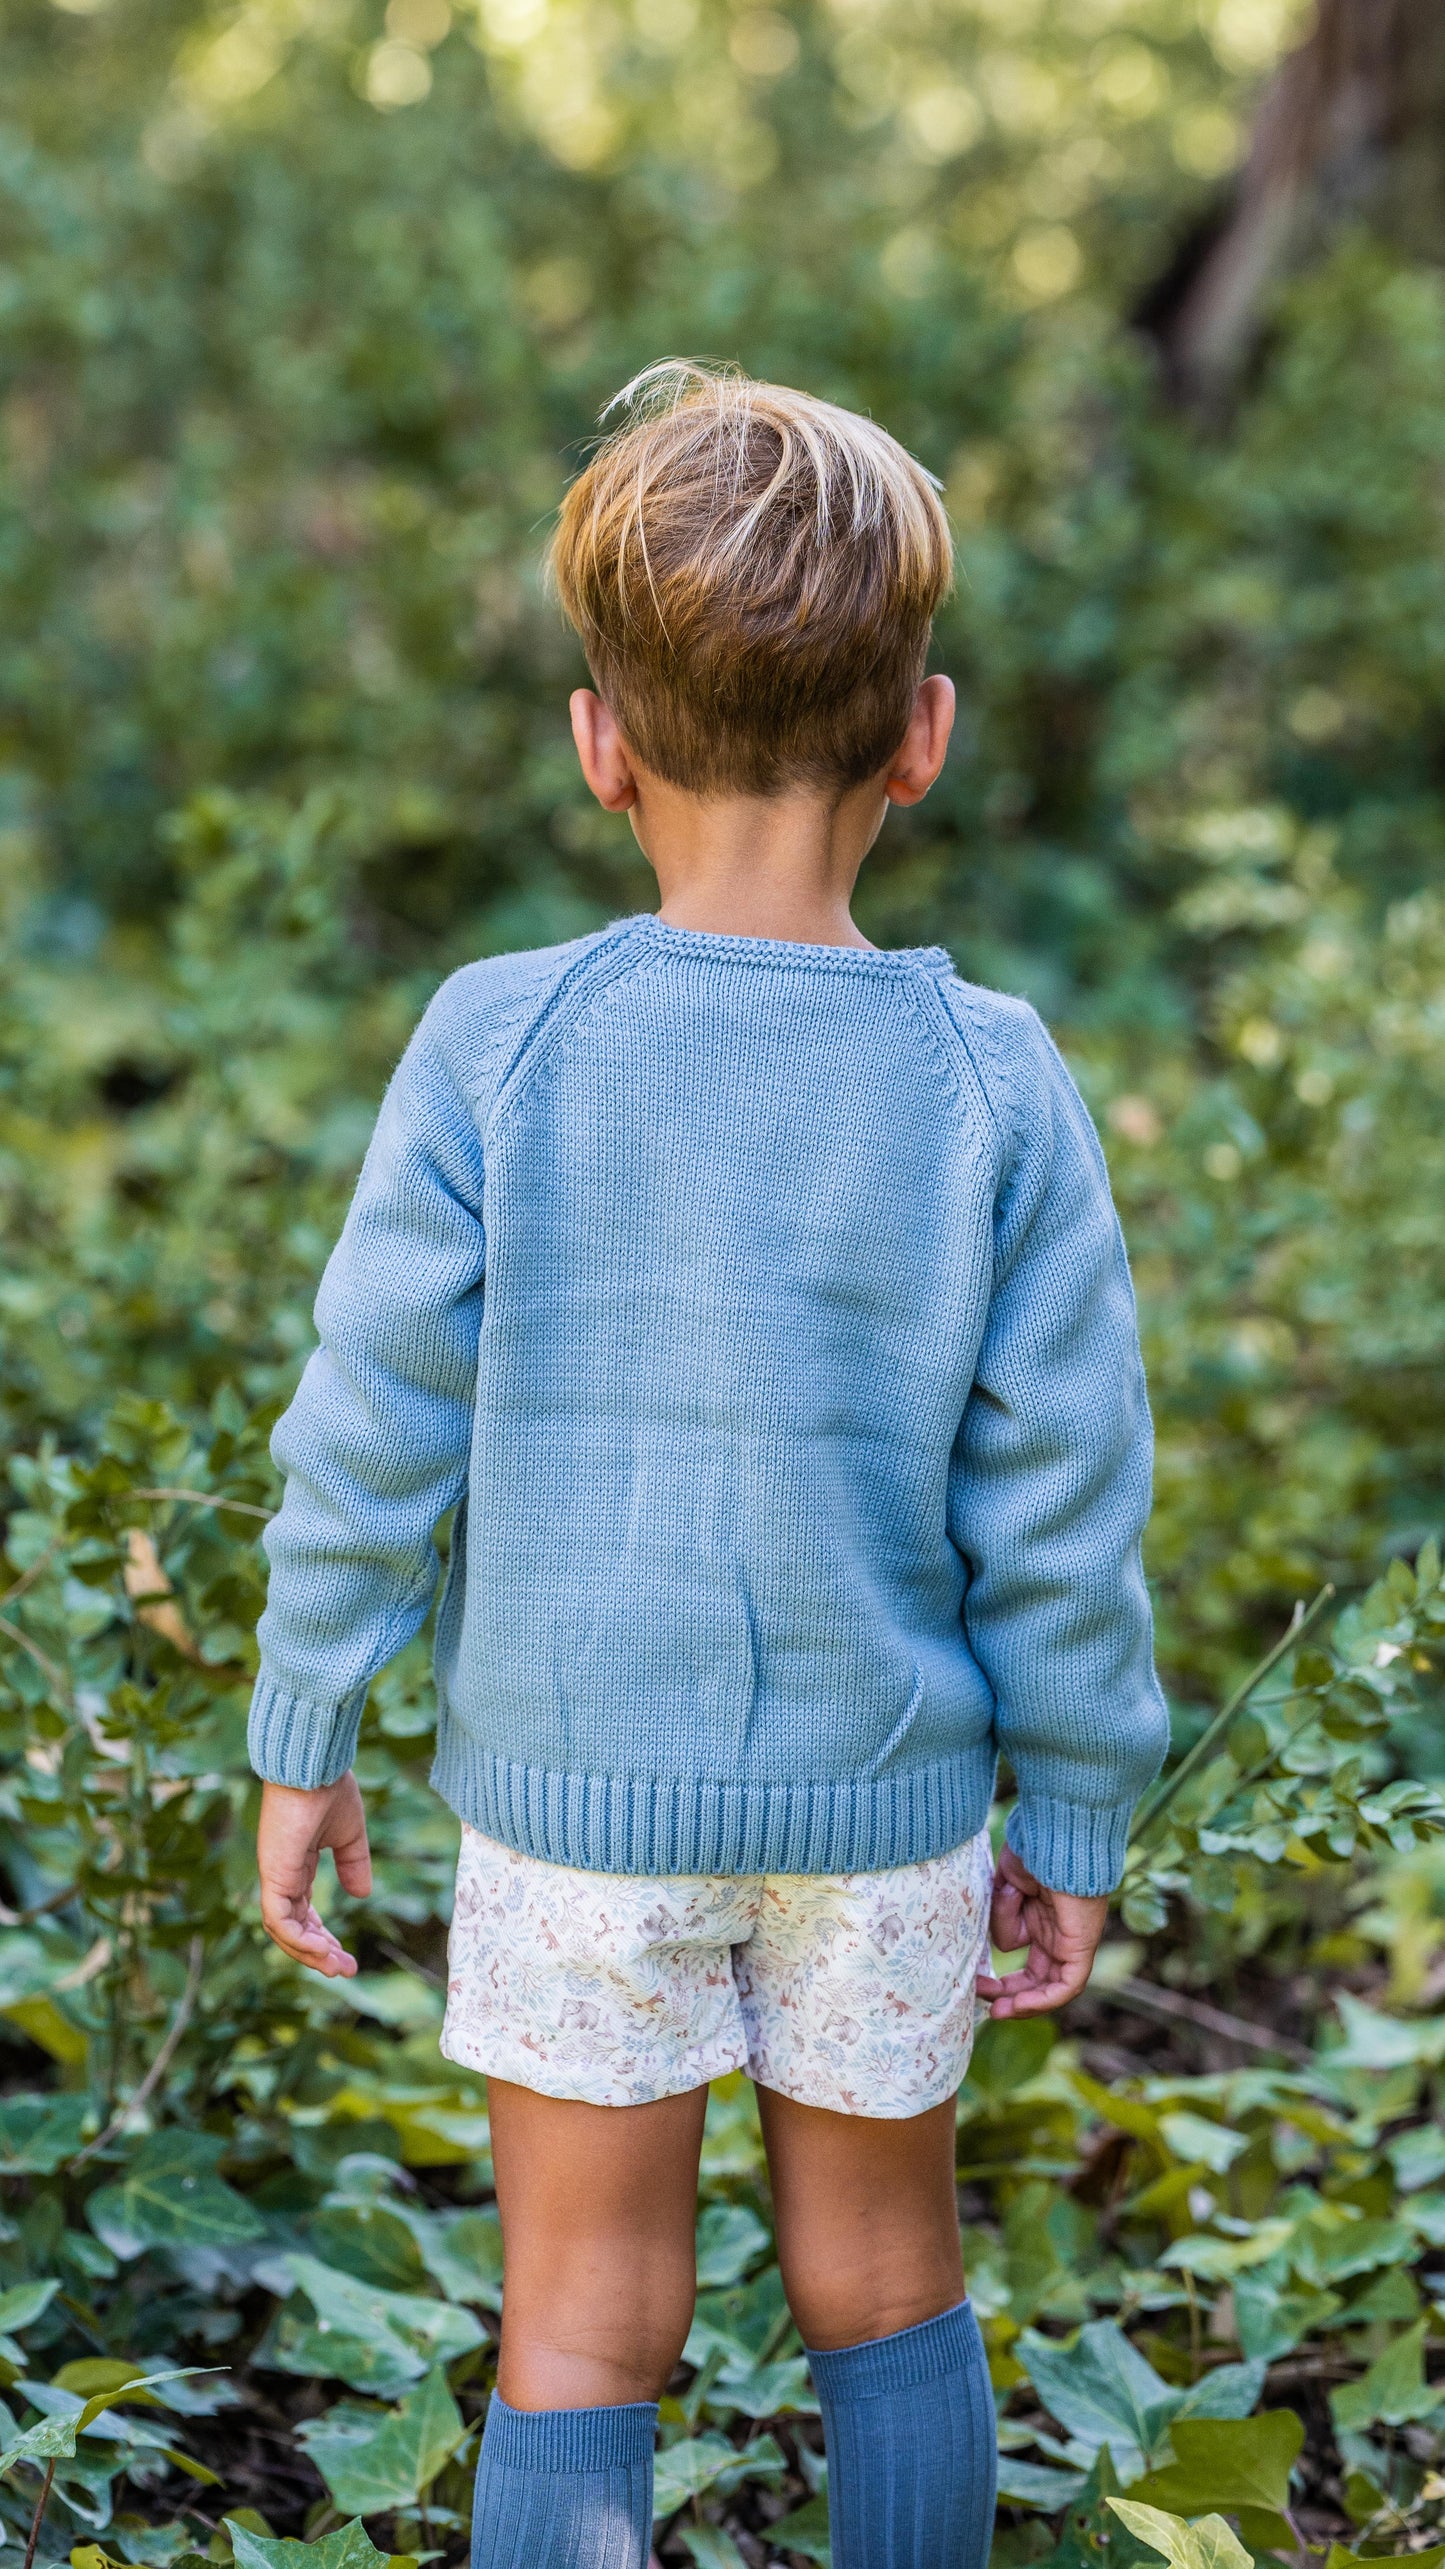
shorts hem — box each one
[747,2061,971,2120]
[438,2027,748,2108]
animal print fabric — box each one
[441,1824,994,2117]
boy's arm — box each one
[248,1013,487,1795]
[950,1009,1171,1903]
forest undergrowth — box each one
[7,0,1445,2557]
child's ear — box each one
[570,689,640,813]
[884,675,955,809]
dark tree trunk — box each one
[1145,0,1445,407]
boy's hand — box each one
[257,1775,372,1978]
[976,1843,1108,2019]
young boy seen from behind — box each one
[251,365,1169,2569]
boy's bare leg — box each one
[755,2085,965,2349]
[488,2076,710,2409]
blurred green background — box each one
[4,0,1444,1711]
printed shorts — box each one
[440,1823,995,2118]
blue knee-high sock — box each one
[470,2394,658,2569]
[806,2300,996,2569]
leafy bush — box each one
[6,0,1445,2558]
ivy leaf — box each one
[1128,2410,1303,2542]
[965,2018,1055,2103]
[708,2354,817,2417]
[1233,2277,1341,2362]
[1330,2319,1442,2432]
[1290,2214,1414,2287]
[1326,1995,1445,2071]
[224,2519,391,2569]
[694,2205,771,2290]
[651,2434,783,2520]
[261,2254,484,2395]
[1173,2360,1267,2422]
[409,2208,503,2311]
[297,2369,468,2515]
[0,2277,60,2362]
[995,2456,1089,2506]
[1016,2322,1180,2472]
[86,2133,265,2258]
[675,2529,750,2569]
[1157,2113,1249,2175]
[0,2095,92,2174]
[761,2495,831,2564]
[1159,2220,1294,2280]
[0,2410,80,2474]
[1108,2500,1253,2569]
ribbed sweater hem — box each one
[481,2394,658,2471]
[430,1725,1000,1877]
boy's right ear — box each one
[570,689,640,813]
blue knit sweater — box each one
[249,914,1168,1895]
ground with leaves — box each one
[1,1423,1444,2565]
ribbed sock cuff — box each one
[806,2299,981,2402]
[481,2393,659,2472]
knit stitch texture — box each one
[469,2394,656,2569]
[807,2300,996,2569]
[249,913,1168,1894]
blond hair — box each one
[548,361,953,797]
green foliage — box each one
[4,0,1445,2558]
[224,2520,393,2569]
[295,2369,469,2518]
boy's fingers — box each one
[977,1934,1095,2016]
[260,1891,358,1978]
[329,1815,373,1898]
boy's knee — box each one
[779,2241,965,2355]
[500,2244,696,2405]
[500,2304,691,2407]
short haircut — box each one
[548,361,953,797]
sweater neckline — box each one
[621,913,953,974]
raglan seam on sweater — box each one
[934,981,1048,1268]
[432,932,622,1131]
[907,977,1011,1156]
[482,930,650,1147]
[931,980,1021,1144]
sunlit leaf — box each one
[224,2519,390,2569]
[297,2369,468,2515]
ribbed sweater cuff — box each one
[248,1670,368,1788]
[481,2394,658,2471]
[807,2301,978,2401]
[1005,1793,1132,1895]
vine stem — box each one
[22,2459,56,2569]
[0,1538,63,1611]
[128,1487,273,1523]
[0,1614,73,1705]
[1130,1584,1335,1844]
[69,1934,205,2169]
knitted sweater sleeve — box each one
[948,1004,1170,1896]
[247,1010,488,1789]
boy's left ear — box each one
[884,675,955,808]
